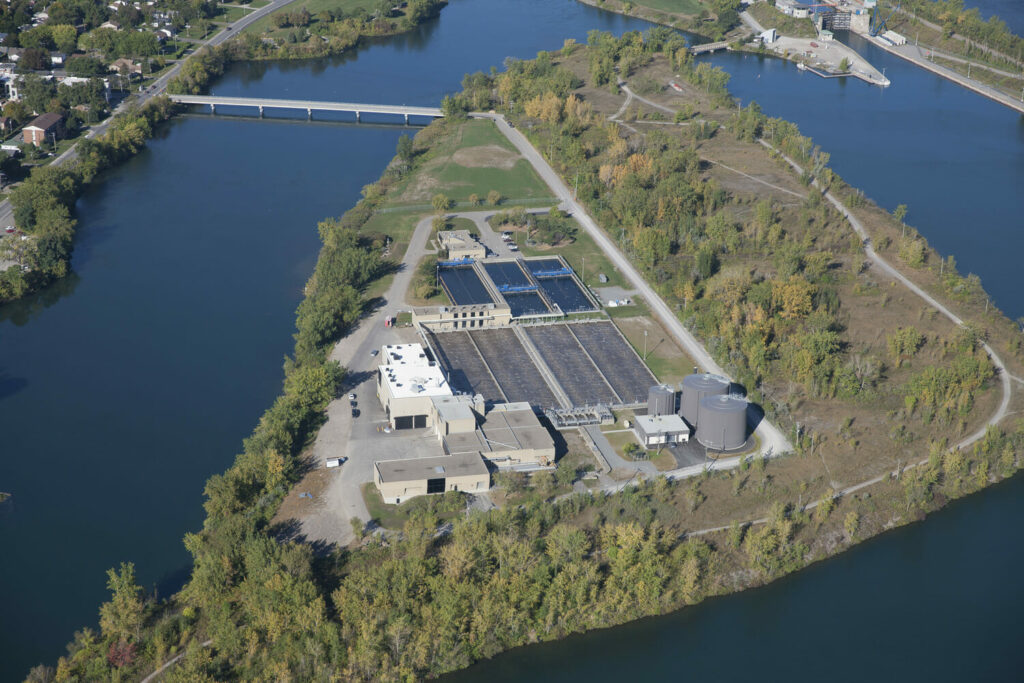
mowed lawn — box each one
[244,0,380,33]
[632,0,704,15]
[392,119,555,206]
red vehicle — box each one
[810,42,819,48]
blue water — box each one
[2,0,1024,678]
[709,33,1024,320]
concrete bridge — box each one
[690,41,730,55]
[167,94,444,123]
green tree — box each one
[98,562,144,642]
[431,193,453,214]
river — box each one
[0,0,1021,679]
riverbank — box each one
[865,34,1024,114]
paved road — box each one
[480,112,794,459]
[299,214,435,547]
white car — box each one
[348,393,356,400]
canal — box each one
[1,0,1021,678]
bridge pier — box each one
[307,108,312,120]
[210,103,215,115]
[258,105,263,118]
[355,110,360,123]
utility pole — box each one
[643,329,648,361]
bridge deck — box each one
[168,94,443,117]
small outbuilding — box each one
[634,414,691,448]
[374,452,490,504]
[438,229,485,260]
[23,113,64,147]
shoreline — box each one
[864,35,1024,115]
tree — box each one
[893,203,908,237]
[838,56,850,72]
[98,562,144,642]
[431,193,452,214]
[50,24,79,54]
[486,189,503,206]
[396,134,413,162]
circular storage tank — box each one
[680,373,730,425]
[648,385,676,416]
[696,395,748,451]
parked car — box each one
[370,349,379,357]
[348,393,356,400]
[4,226,14,233]
[351,408,360,418]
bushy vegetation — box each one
[901,0,1024,59]
[0,97,176,303]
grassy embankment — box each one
[746,2,817,39]
[40,30,1024,683]
[882,3,1024,99]
[576,0,743,41]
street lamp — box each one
[643,329,648,361]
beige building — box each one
[376,343,453,430]
[430,394,483,436]
[412,302,512,332]
[438,230,486,260]
[442,401,556,467]
[374,453,490,504]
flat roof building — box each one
[438,230,486,260]
[412,302,512,332]
[377,343,453,430]
[634,414,692,448]
[442,401,555,467]
[374,452,490,504]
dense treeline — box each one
[901,0,1024,60]
[0,97,176,303]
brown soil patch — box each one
[451,144,521,169]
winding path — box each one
[568,87,1014,530]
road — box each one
[298,213,436,547]
[479,112,794,459]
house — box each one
[633,414,692,448]
[0,117,13,134]
[155,28,174,41]
[23,113,64,147]
[109,58,142,76]
[99,21,121,31]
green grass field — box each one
[389,119,552,207]
[244,0,379,34]
[631,0,704,15]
